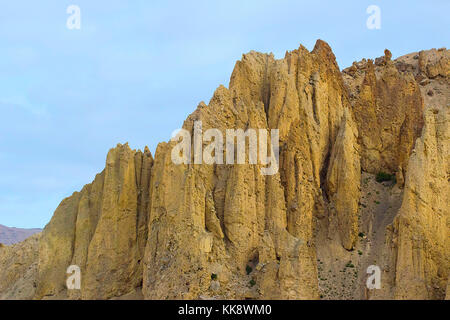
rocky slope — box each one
[0,40,448,300]
[0,224,41,245]
[0,233,40,299]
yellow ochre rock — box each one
[0,41,448,300]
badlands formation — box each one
[0,40,448,300]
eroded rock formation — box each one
[0,41,448,300]
[35,144,152,299]
[0,234,40,299]
[342,49,424,180]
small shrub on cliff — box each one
[249,279,256,287]
[345,261,355,268]
[246,265,253,275]
[376,172,394,183]
[211,273,217,280]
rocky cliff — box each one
[0,40,448,300]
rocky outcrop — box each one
[343,50,424,179]
[0,234,40,299]
[325,110,361,250]
[387,103,449,299]
[142,40,358,299]
[0,42,448,300]
[35,144,153,299]
[373,48,449,300]
[417,48,450,79]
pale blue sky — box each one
[0,0,448,228]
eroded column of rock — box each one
[81,145,153,299]
[388,105,449,299]
[325,110,361,250]
[35,143,153,299]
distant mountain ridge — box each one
[0,224,41,245]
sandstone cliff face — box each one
[142,40,359,299]
[0,41,448,300]
[35,144,153,299]
[343,50,424,179]
[390,104,449,299]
